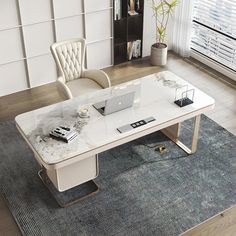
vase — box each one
[150,43,168,66]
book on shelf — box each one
[127,40,141,60]
[114,0,122,20]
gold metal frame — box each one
[161,115,201,154]
[38,169,99,208]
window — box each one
[191,0,236,71]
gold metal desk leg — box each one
[161,115,201,155]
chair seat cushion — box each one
[66,78,102,97]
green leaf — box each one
[164,0,178,13]
[152,2,165,14]
[157,26,165,37]
[164,0,178,7]
[151,0,178,43]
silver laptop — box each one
[93,91,135,116]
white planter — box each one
[150,43,168,66]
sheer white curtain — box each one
[171,0,194,57]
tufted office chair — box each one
[50,38,111,99]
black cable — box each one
[135,141,166,149]
[111,154,189,177]
[109,142,189,177]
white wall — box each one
[142,1,156,57]
[142,0,173,57]
[0,0,174,97]
[0,0,113,97]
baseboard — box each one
[190,50,236,82]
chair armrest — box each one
[56,77,73,100]
[83,69,111,88]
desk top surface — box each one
[15,71,215,166]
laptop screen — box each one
[93,91,135,116]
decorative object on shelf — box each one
[174,85,195,107]
[128,0,138,15]
[150,0,178,66]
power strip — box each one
[117,117,156,133]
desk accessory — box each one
[50,126,78,143]
[78,107,89,118]
[117,116,156,133]
[174,85,195,107]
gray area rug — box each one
[1,115,236,236]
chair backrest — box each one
[50,38,86,82]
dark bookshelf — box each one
[113,0,144,65]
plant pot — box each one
[150,43,168,66]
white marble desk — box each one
[15,71,215,197]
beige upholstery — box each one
[66,78,102,97]
[50,38,111,99]
[55,42,82,82]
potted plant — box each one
[150,0,178,66]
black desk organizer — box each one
[174,88,195,107]
[174,97,193,107]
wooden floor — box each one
[0,52,236,235]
